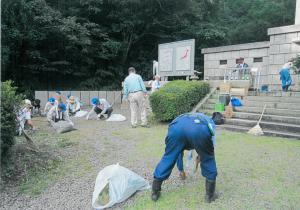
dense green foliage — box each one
[1,0,295,93]
[1,81,22,162]
[293,55,300,74]
[150,80,209,121]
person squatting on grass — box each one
[151,112,218,203]
[123,67,148,128]
[66,96,81,116]
[47,102,74,126]
[86,97,113,120]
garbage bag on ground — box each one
[74,110,88,118]
[106,114,126,122]
[51,121,74,134]
[92,164,150,209]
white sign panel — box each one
[159,48,173,72]
[176,46,191,70]
[158,39,195,77]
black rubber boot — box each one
[151,179,162,202]
[205,179,218,203]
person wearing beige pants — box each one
[128,91,147,126]
[123,67,149,128]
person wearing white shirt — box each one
[86,98,113,120]
[44,97,57,115]
[66,96,81,116]
[151,75,161,93]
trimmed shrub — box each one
[1,81,22,162]
[149,80,210,121]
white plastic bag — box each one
[92,164,150,209]
[106,114,126,122]
[51,121,74,134]
[74,110,88,118]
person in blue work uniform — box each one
[151,113,218,203]
[279,62,292,92]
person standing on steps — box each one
[123,67,149,128]
[151,112,218,203]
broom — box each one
[247,104,267,136]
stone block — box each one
[35,91,48,107]
[98,91,107,99]
[269,45,279,54]
[279,44,291,54]
[208,60,219,69]
[273,34,286,44]
[291,43,300,53]
[89,91,98,105]
[231,51,240,59]
[284,53,298,62]
[106,91,114,104]
[269,35,275,44]
[114,91,122,104]
[80,91,90,106]
[239,50,249,58]
[249,48,268,57]
[71,91,81,100]
[286,32,298,42]
[268,55,274,64]
[227,59,236,67]
[207,53,215,61]
[272,54,285,65]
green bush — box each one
[1,81,22,162]
[149,80,210,121]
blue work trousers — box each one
[153,114,217,181]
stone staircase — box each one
[198,91,300,139]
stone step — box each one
[242,101,299,109]
[232,112,300,125]
[245,96,300,103]
[225,118,300,134]
[207,99,218,104]
[218,124,300,140]
[234,106,300,117]
[203,103,215,110]
[248,91,300,97]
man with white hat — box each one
[66,96,81,116]
[17,99,35,134]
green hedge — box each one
[149,80,210,121]
[1,81,22,163]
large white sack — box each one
[51,121,74,134]
[74,110,88,118]
[92,164,150,209]
[106,114,126,122]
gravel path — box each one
[0,108,182,210]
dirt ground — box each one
[1,107,300,210]
[0,108,169,210]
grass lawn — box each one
[3,118,299,209]
[125,127,300,210]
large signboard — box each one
[158,39,195,77]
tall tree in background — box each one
[1,0,295,94]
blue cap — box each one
[91,98,99,105]
[49,97,55,103]
[58,103,66,112]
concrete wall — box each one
[268,24,300,90]
[202,24,300,91]
[202,41,269,81]
[35,91,122,108]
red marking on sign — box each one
[180,49,189,59]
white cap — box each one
[24,99,32,106]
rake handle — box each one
[257,104,267,125]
